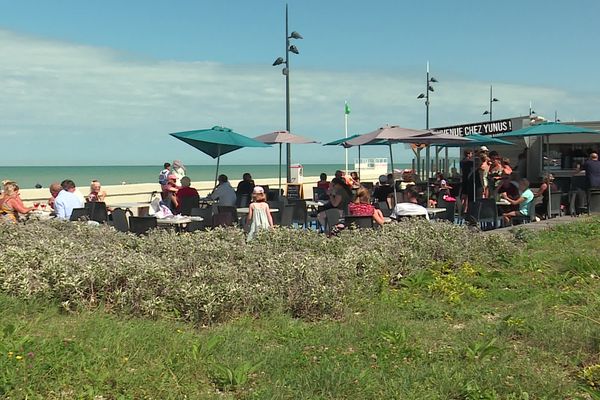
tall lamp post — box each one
[482,85,499,121]
[417,62,438,179]
[272,4,302,183]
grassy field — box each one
[1,219,600,399]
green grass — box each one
[2,219,600,399]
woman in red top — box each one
[348,187,385,226]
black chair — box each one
[436,197,456,223]
[477,198,498,230]
[312,187,328,201]
[217,205,238,224]
[110,208,130,232]
[236,193,251,208]
[361,182,374,192]
[178,195,200,216]
[511,201,536,225]
[84,202,108,223]
[547,191,563,218]
[128,216,157,235]
[290,199,308,228]
[279,205,295,227]
[267,188,281,201]
[344,215,374,229]
[324,208,342,233]
[377,201,392,217]
[187,207,213,232]
[588,190,600,214]
[212,212,234,227]
[267,201,284,225]
[69,208,89,222]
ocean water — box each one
[1,163,416,189]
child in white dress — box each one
[246,186,274,242]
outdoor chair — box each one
[377,201,392,217]
[128,216,157,235]
[588,190,600,214]
[236,193,251,208]
[187,207,213,232]
[511,200,536,225]
[312,187,328,201]
[84,202,108,223]
[217,205,238,224]
[435,197,456,223]
[178,195,200,216]
[324,208,342,234]
[290,199,309,228]
[279,205,295,227]
[344,215,374,229]
[569,189,588,216]
[477,198,499,230]
[212,212,235,228]
[69,208,89,222]
[110,208,130,232]
[267,200,284,225]
[545,192,563,218]
[361,182,374,192]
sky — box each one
[1,0,600,166]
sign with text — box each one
[286,184,303,200]
[433,119,513,137]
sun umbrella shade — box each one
[402,132,475,145]
[254,130,318,145]
[170,126,270,159]
[495,122,600,138]
[345,125,428,147]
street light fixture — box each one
[417,62,439,180]
[272,4,302,183]
[483,85,499,121]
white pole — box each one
[344,101,349,173]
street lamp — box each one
[272,4,302,183]
[482,85,499,121]
[417,62,438,179]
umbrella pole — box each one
[546,135,551,219]
[358,146,361,177]
[279,143,282,190]
[426,145,431,204]
[389,143,396,203]
[214,145,221,189]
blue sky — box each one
[1,0,599,166]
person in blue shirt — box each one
[54,179,83,220]
[501,178,534,226]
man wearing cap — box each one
[208,174,237,207]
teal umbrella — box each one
[170,126,271,186]
[438,133,514,147]
[496,122,600,219]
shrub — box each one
[0,219,516,324]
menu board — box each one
[286,184,303,200]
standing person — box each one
[577,151,600,189]
[208,174,237,207]
[236,173,255,196]
[246,186,274,242]
[0,181,33,223]
[161,174,179,212]
[158,162,171,186]
[54,179,83,220]
[172,160,186,186]
[479,154,491,198]
[460,150,474,213]
[87,180,107,202]
[48,182,62,209]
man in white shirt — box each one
[54,179,84,220]
[390,187,430,221]
[208,174,237,207]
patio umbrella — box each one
[324,134,389,177]
[495,122,600,218]
[170,126,271,187]
[438,134,514,147]
[254,130,319,189]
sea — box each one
[1,163,417,189]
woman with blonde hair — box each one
[0,180,33,223]
[87,180,107,202]
[348,187,385,226]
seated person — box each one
[236,172,255,196]
[87,180,107,202]
[318,177,352,227]
[54,179,84,220]
[0,180,33,223]
[501,178,534,226]
[161,174,179,212]
[390,187,429,220]
[316,173,329,191]
[373,175,394,203]
[348,187,385,226]
[48,182,62,209]
[400,169,416,190]
[349,171,361,190]
[208,174,237,207]
[176,176,200,214]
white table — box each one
[305,200,325,208]
[496,200,511,206]
[426,207,447,215]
